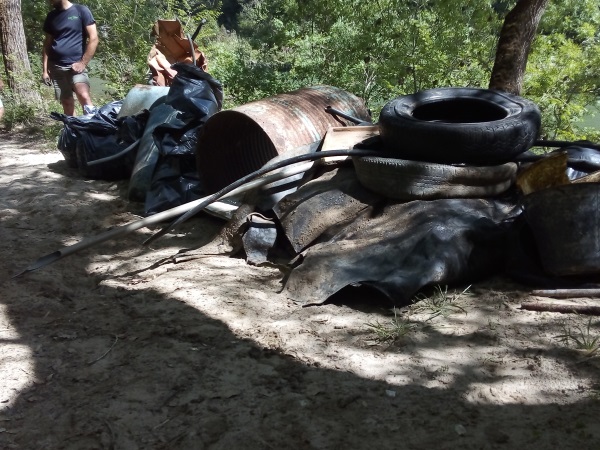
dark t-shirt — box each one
[43,4,95,65]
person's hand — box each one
[42,72,52,86]
[71,61,86,74]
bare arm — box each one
[42,33,53,84]
[72,24,98,73]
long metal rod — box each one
[12,161,315,278]
[144,149,380,245]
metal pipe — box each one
[12,160,316,278]
[144,149,380,245]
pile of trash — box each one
[47,77,600,306]
[53,63,223,216]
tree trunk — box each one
[489,0,550,95]
[0,0,41,102]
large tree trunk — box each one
[489,0,550,95]
[0,0,41,102]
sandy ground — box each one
[1,131,600,449]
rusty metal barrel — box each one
[195,85,372,193]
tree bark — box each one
[532,289,600,299]
[489,0,550,95]
[521,302,600,315]
[0,0,41,102]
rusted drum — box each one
[522,183,600,276]
[195,85,371,192]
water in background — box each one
[580,99,600,129]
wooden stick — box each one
[521,302,600,315]
[531,289,600,299]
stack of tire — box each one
[353,87,542,200]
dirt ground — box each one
[1,131,600,450]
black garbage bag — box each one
[52,101,124,170]
[143,121,204,214]
[71,101,144,180]
[56,123,79,168]
[131,65,223,214]
[128,102,183,202]
[118,109,151,145]
[76,108,152,180]
[75,132,137,180]
[166,63,223,117]
[144,152,204,215]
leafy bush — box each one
[10,0,600,141]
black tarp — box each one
[127,63,223,214]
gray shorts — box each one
[48,62,90,100]
[0,96,3,108]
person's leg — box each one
[73,82,94,112]
[0,96,4,121]
[72,71,94,114]
[60,97,76,116]
[49,63,77,116]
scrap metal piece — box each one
[242,214,277,265]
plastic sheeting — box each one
[275,167,519,305]
[127,63,223,214]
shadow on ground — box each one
[0,141,599,449]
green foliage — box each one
[0,52,50,130]
[1,100,38,131]
[11,0,600,140]
[0,87,60,132]
[229,0,503,117]
[525,0,600,140]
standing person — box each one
[42,0,98,116]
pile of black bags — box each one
[53,62,223,215]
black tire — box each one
[378,87,541,165]
[352,156,517,200]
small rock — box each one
[455,424,467,436]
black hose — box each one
[533,139,600,150]
[325,106,371,125]
[143,148,382,246]
[86,139,140,166]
